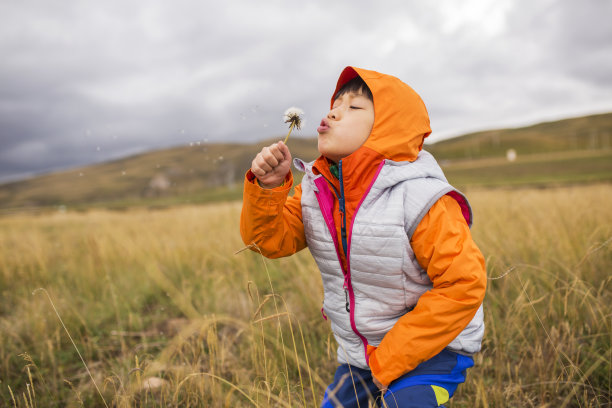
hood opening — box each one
[331,66,432,163]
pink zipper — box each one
[345,160,385,364]
[313,160,386,365]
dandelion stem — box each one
[284,122,295,144]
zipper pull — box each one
[344,288,350,313]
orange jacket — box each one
[240,67,486,386]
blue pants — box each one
[321,349,473,408]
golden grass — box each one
[0,184,610,407]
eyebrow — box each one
[333,92,368,104]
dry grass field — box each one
[0,184,610,407]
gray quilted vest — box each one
[294,150,484,370]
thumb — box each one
[277,141,292,161]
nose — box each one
[327,106,341,120]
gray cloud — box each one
[1,0,611,183]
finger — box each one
[255,155,273,173]
[251,167,265,177]
[261,146,280,167]
[269,143,286,163]
[277,141,292,161]
[253,153,272,172]
[251,161,266,177]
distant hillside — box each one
[426,112,612,159]
[0,137,319,212]
[426,112,612,189]
[1,112,611,213]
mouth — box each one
[317,119,330,133]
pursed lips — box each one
[318,118,330,133]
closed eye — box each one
[350,106,362,109]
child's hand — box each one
[251,141,292,189]
[373,376,387,394]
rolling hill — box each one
[1,112,611,213]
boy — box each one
[241,67,486,407]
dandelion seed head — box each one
[283,106,304,130]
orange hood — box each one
[313,66,432,193]
[333,66,432,163]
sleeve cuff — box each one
[244,169,293,197]
[368,347,390,387]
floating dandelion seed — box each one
[283,107,304,144]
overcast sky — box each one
[1,0,611,183]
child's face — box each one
[317,91,374,163]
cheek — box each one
[359,123,372,143]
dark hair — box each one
[334,76,373,101]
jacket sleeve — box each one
[367,194,486,386]
[239,169,307,258]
